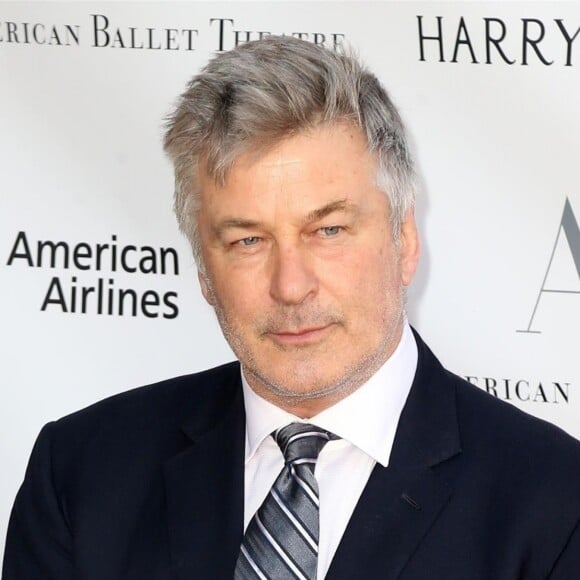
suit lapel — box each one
[163,375,245,580]
[327,333,462,579]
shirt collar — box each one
[241,321,418,467]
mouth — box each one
[267,324,335,346]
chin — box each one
[250,361,357,401]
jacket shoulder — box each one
[60,360,239,421]
[447,368,580,482]
[45,361,241,463]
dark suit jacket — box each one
[4,334,580,579]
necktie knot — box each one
[274,422,336,466]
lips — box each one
[268,324,334,346]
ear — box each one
[198,270,214,305]
[399,211,420,287]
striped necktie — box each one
[235,423,336,580]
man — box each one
[3,36,580,580]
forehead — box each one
[197,122,381,220]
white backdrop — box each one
[1,1,579,559]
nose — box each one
[269,243,318,305]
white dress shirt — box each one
[241,322,418,579]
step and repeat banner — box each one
[1,1,579,554]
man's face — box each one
[197,123,419,416]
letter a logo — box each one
[518,198,580,333]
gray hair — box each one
[164,36,416,267]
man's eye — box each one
[319,226,342,237]
[238,236,260,246]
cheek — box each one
[344,242,398,288]
[320,253,385,316]
[346,250,402,318]
[212,276,263,330]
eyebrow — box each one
[210,218,261,241]
[305,199,354,223]
[212,199,357,238]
